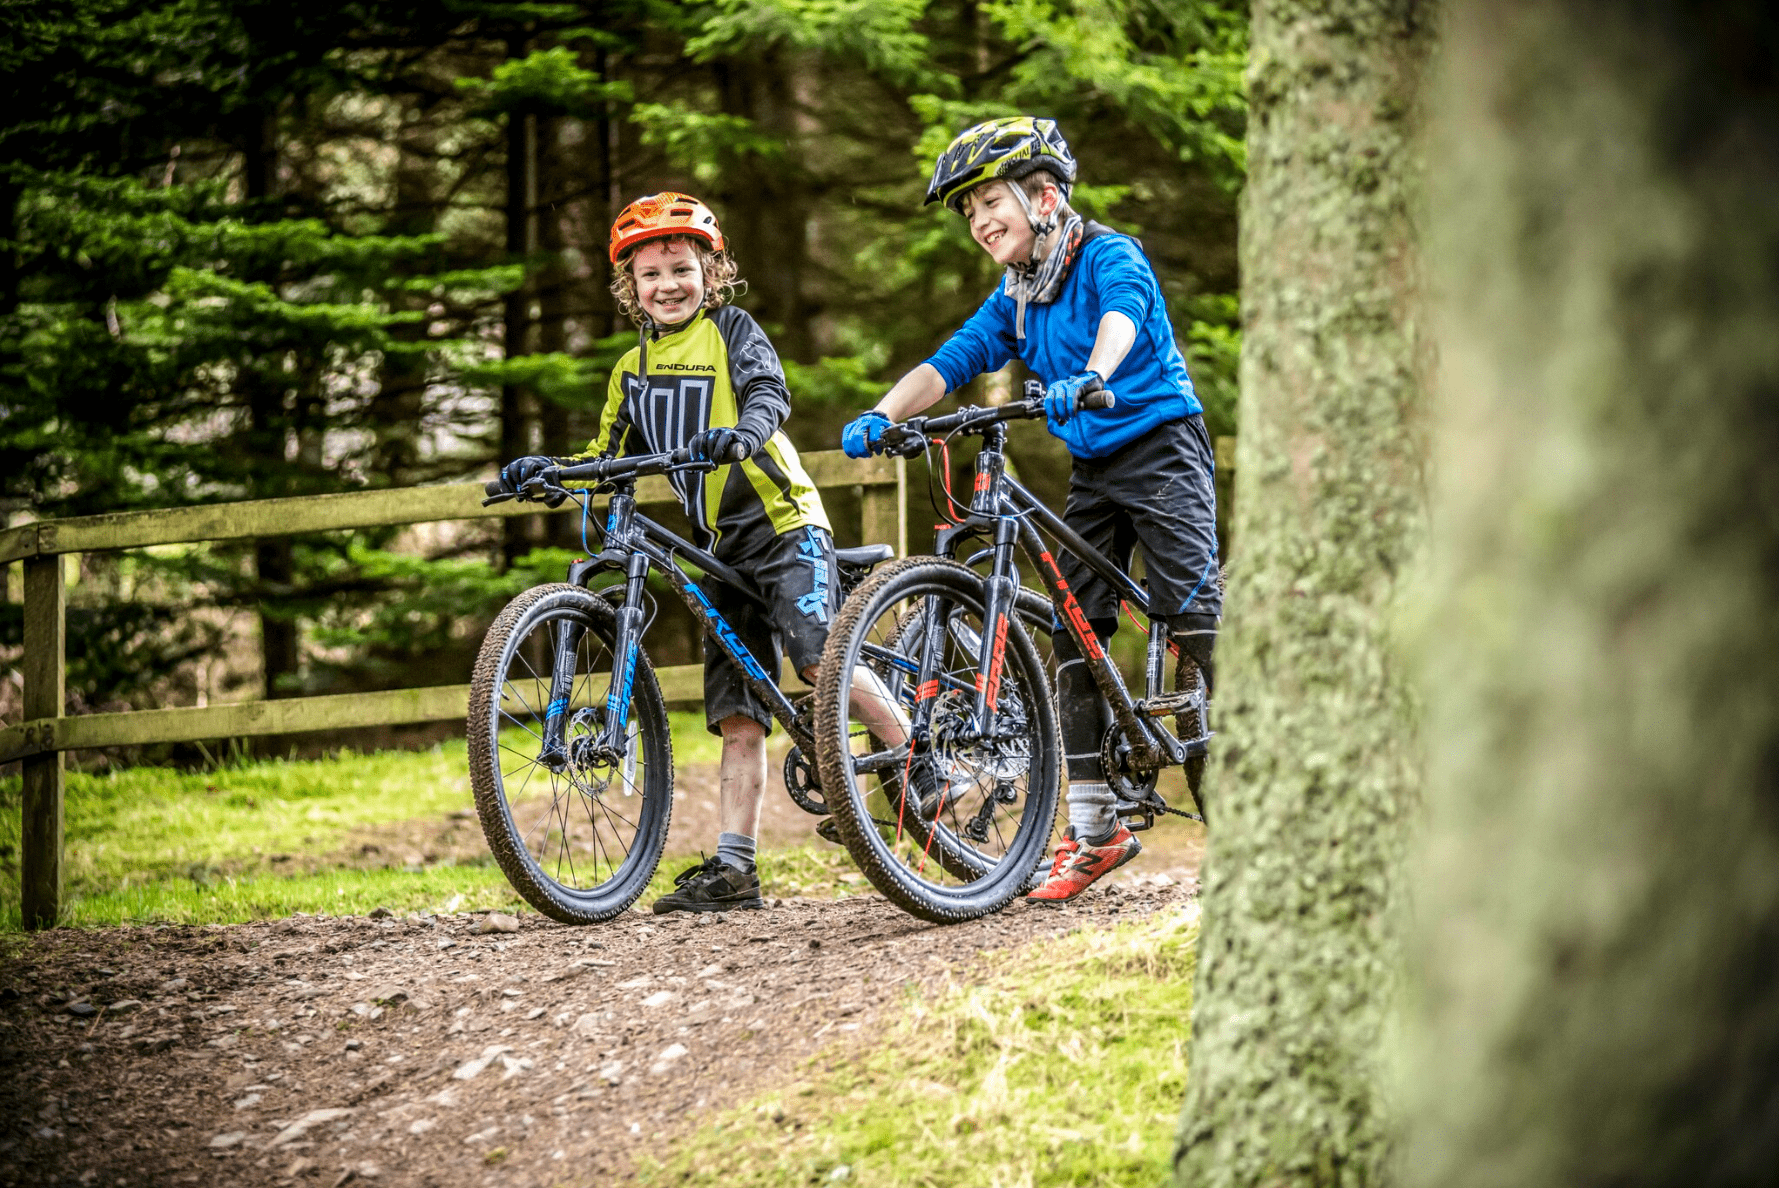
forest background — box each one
[0,0,1246,741]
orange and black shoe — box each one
[1025,825,1142,903]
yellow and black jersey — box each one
[585,306,830,561]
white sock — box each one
[1066,782,1116,842]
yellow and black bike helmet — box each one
[923,116,1078,214]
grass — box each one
[640,905,1200,1188]
[0,713,852,931]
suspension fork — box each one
[964,514,1022,738]
[596,550,652,753]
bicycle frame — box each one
[534,480,811,769]
[884,408,1209,778]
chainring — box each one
[783,744,829,816]
[1100,726,1160,802]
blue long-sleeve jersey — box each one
[924,231,1199,460]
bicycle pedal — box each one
[815,817,843,846]
[1137,690,1200,717]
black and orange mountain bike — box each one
[810,381,1210,921]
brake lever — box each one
[891,434,930,459]
[482,492,516,507]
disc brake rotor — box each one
[930,687,1032,786]
[565,706,635,798]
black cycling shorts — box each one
[1057,414,1222,622]
[702,525,840,734]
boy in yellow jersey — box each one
[501,193,841,912]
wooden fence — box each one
[0,451,906,929]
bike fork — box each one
[596,552,652,755]
[968,516,1022,736]
[539,614,584,766]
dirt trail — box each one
[0,876,1197,1188]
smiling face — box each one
[961,179,1058,267]
[630,238,706,326]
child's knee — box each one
[1167,612,1219,689]
[719,715,767,747]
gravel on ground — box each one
[0,876,1196,1188]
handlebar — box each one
[482,447,712,507]
[875,380,1116,458]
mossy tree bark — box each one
[1174,3,1434,1184]
[1404,3,1779,1184]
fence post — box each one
[22,546,66,930]
[859,458,907,558]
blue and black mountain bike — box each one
[466,446,895,923]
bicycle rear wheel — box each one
[813,557,1060,923]
[466,584,673,923]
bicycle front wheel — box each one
[466,583,673,923]
[813,557,1061,923]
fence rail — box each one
[5,450,906,929]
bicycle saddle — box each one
[835,544,894,567]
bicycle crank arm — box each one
[849,744,915,776]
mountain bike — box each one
[812,383,1209,917]
[468,446,894,924]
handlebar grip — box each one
[1081,387,1116,411]
[484,478,507,498]
[718,439,750,464]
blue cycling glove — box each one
[1044,371,1103,429]
[841,410,892,459]
[499,455,555,493]
[688,426,755,464]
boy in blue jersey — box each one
[841,117,1222,902]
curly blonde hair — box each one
[610,234,745,327]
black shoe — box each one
[651,856,764,914]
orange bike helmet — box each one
[608,192,725,264]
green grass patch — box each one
[41,864,526,929]
[0,712,858,931]
[642,906,1199,1188]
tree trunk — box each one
[0,178,18,319]
[370,98,437,488]
[241,104,302,700]
[534,112,575,549]
[1404,3,1779,1184]
[1172,3,1433,1185]
[714,52,813,361]
[501,35,539,568]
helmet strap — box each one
[1006,181,1058,255]
[637,316,658,391]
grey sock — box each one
[716,832,756,871]
[1066,782,1116,842]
